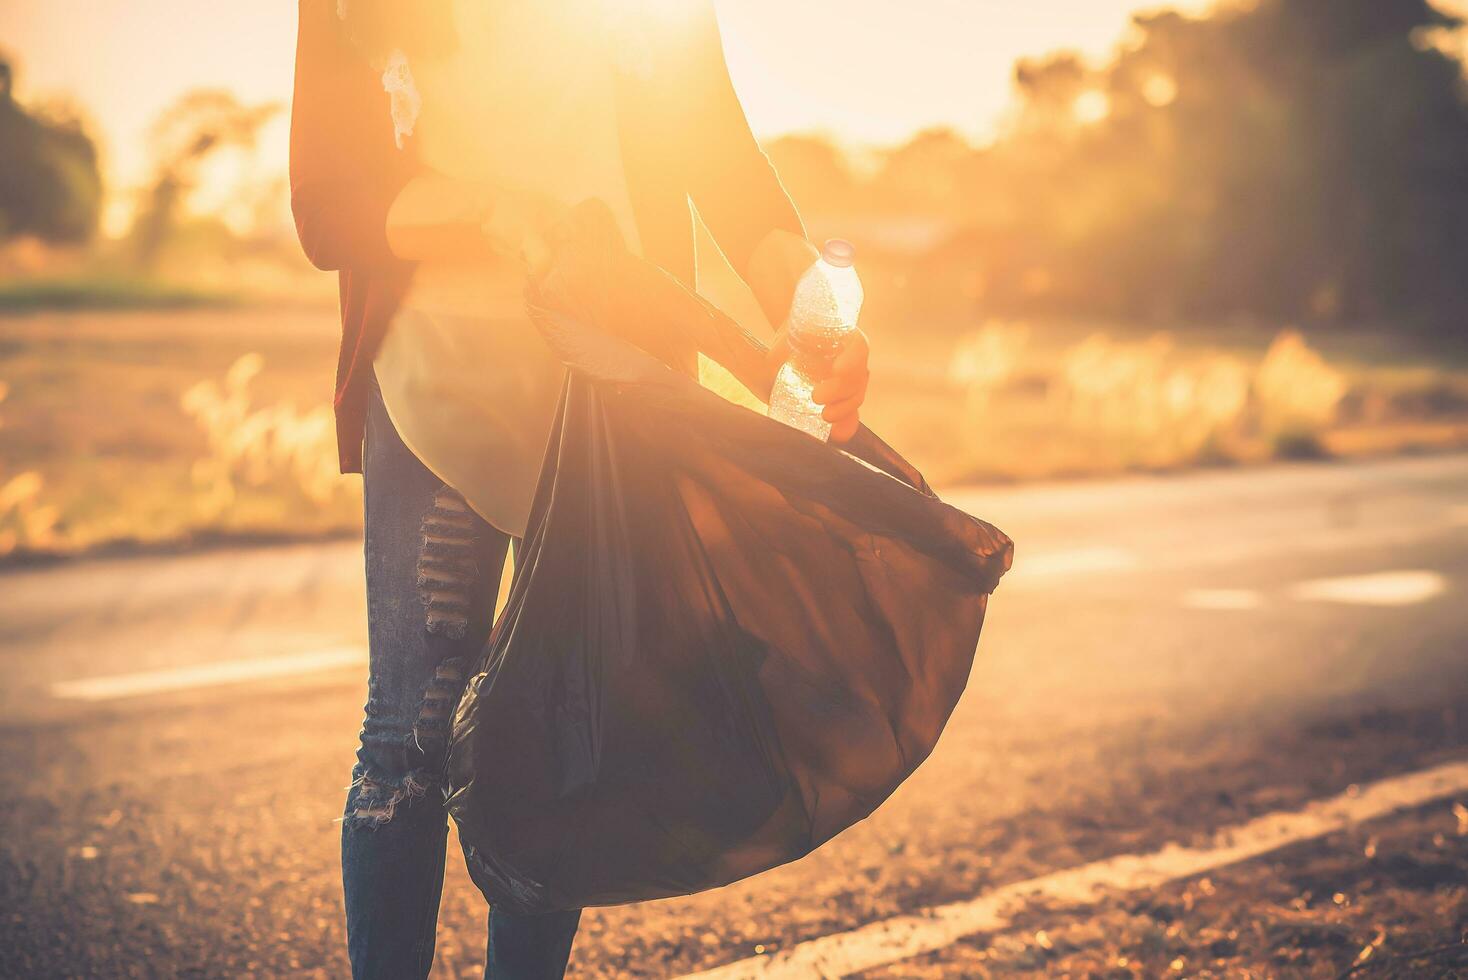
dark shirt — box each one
[289,0,804,472]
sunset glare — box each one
[2,0,1213,224]
[5,0,1468,975]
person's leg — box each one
[342,374,509,980]
[487,907,583,980]
[480,540,584,979]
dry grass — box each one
[0,382,62,553]
[858,319,1468,485]
[180,352,349,525]
[0,306,358,559]
[1,305,1465,560]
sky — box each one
[1,0,1212,225]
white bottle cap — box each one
[821,239,855,268]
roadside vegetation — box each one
[1,304,1465,562]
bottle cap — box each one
[821,238,855,268]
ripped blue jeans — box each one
[342,374,581,979]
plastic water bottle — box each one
[768,239,864,441]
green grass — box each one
[0,276,243,313]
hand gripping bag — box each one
[445,204,1013,914]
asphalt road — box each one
[2,453,1466,978]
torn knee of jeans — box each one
[412,656,466,761]
[416,487,478,640]
[344,769,432,828]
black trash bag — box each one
[446,203,1012,915]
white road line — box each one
[1011,546,1138,581]
[1290,570,1448,607]
[681,759,1468,980]
[49,646,367,702]
[1182,588,1264,611]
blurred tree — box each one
[805,0,1466,330]
[970,0,1468,327]
[128,89,280,270]
[870,128,971,214]
[0,55,103,244]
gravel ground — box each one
[1,696,1460,978]
[864,797,1467,979]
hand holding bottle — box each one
[766,239,870,442]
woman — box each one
[290,1,871,976]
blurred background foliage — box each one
[4,0,1468,329]
[764,0,1468,332]
[126,90,283,274]
[0,58,102,246]
[0,54,299,307]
